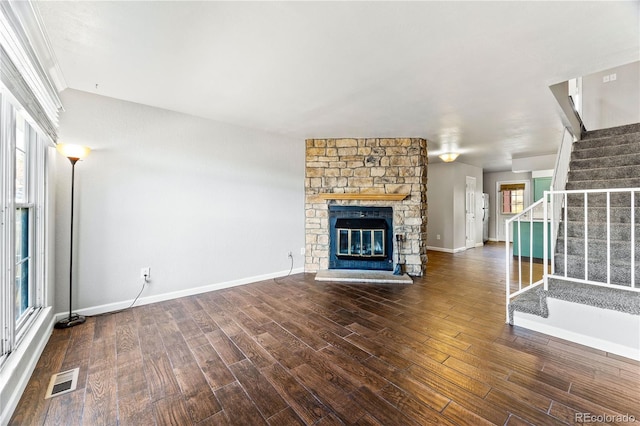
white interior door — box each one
[465,176,476,249]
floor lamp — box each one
[55,143,91,329]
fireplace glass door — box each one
[336,228,385,257]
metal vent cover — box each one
[45,368,79,399]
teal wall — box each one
[512,221,551,259]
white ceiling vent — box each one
[45,368,79,399]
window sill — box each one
[0,306,52,424]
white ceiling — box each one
[36,1,639,171]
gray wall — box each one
[427,162,483,251]
[55,89,304,313]
[427,163,455,249]
[582,61,640,130]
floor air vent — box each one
[45,368,79,399]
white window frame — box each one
[0,85,49,368]
[499,183,527,215]
[495,180,530,242]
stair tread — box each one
[568,164,640,173]
[563,194,640,207]
[571,141,640,160]
[556,235,637,243]
[574,139,640,152]
[567,176,640,183]
[570,152,640,169]
[510,279,640,322]
[569,162,640,170]
[546,278,640,313]
[581,123,640,139]
[568,166,640,182]
[560,219,629,223]
[566,179,640,190]
[555,252,638,265]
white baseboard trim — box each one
[0,307,54,425]
[514,316,640,361]
[54,268,304,320]
[513,298,640,361]
[427,246,454,253]
[426,246,468,254]
[475,242,484,248]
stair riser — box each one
[554,255,640,286]
[572,141,640,160]
[570,153,640,170]
[574,132,640,149]
[556,239,639,261]
[582,123,640,140]
[566,207,640,223]
[566,179,640,190]
[561,222,637,240]
[569,165,640,182]
[564,193,640,207]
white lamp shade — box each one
[56,143,91,160]
[438,152,459,162]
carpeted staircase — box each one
[509,123,640,324]
[556,122,640,285]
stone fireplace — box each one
[305,138,428,276]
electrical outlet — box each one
[141,267,150,279]
[300,247,305,255]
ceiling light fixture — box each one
[438,152,459,163]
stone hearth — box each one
[304,138,428,276]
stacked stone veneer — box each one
[305,138,428,276]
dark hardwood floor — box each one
[10,243,640,425]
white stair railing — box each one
[504,198,547,323]
[506,188,640,323]
[504,127,573,323]
[548,188,640,291]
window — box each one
[500,183,526,214]
[14,114,39,333]
[1,88,49,366]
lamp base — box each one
[54,314,86,329]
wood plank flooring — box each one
[10,243,640,425]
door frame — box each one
[465,176,476,249]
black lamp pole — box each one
[54,156,86,329]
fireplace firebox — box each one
[329,206,393,270]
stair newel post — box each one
[606,191,611,285]
[584,192,588,281]
[551,191,557,275]
[529,213,534,285]
[564,192,568,278]
[505,219,510,324]
[543,190,549,291]
[632,191,636,288]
